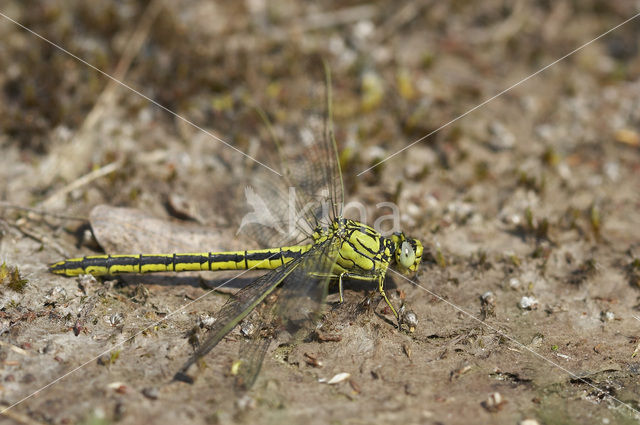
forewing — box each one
[237,66,344,248]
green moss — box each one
[0,263,28,293]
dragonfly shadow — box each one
[117,273,261,292]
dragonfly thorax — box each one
[311,219,421,277]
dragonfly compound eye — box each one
[398,241,416,270]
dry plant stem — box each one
[4,218,70,258]
[45,0,164,184]
[0,201,85,221]
[39,160,123,208]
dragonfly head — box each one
[391,232,423,274]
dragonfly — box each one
[48,65,424,389]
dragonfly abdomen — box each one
[49,245,312,277]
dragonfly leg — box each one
[336,272,399,324]
[378,275,399,325]
[338,272,345,303]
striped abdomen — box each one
[49,245,312,277]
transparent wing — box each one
[175,237,335,382]
[233,236,341,389]
[174,251,304,382]
[232,335,270,391]
[237,64,344,248]
[87,67,343,253]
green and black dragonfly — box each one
[49,66,424,388]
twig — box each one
[0,202,86,221]
[0,341,32,357]
[39,160,123,208]
[372,1,422,44]
[50,0,165,182]
[3,218,70,258]
[0,407,47,425]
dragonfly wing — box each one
[232,335,271,391]
[237,64,344,248]
[174,250,307,383]
[275,236,341,335]
[233,237,341,389]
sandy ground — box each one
[1,1,640,424]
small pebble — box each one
[325,372,351,385]
[108,312,124,327]
[518,296,538,310]
[603,162,620,181]
[556,162,572,180]
[107,382,127,393]
[77,274,97,286]
[398,305,418,332]
[199,315,216,329]
[601,311,615,322]
[481,291,496,317]
[240,321,256,337]
[488,121,515,150]
[481,291,495,304]
[481,392,506,412]
[22,373,36,384]
[45,286,67,302]
[142,387,159,400]
[236,395,256,410]
[509,278,521,289]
